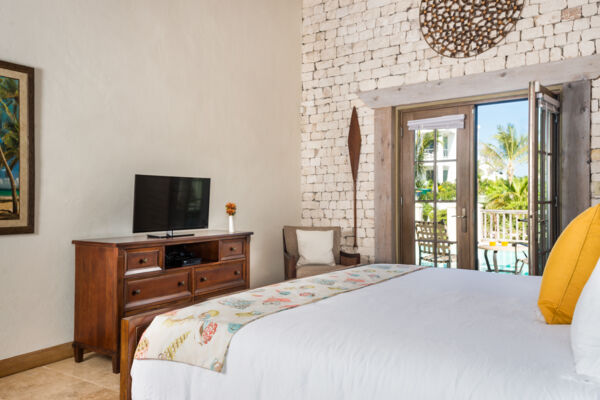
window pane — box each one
[436,129,457,160]
[415,129,436,162]
[436,161,457,202]
[415,203,435,267]
[415,163,434,201]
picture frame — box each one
[0,60,34,234]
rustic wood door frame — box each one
[559,80,591,231]
[374,97,510,263]
[374,108,397,263]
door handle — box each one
[452,208,467,219]
[519,214,534,223]
[453,208,467,233]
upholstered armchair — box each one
[283,226,361,280]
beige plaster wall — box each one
[0,0,302,359]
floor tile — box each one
[0,354,118,400]
[45,354,119,392]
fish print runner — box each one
[135,264,424,372]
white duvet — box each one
[131,267,600,400]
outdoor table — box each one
[478,243,517,273]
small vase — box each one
[228,215,235,233]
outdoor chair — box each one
[415,221,456,268]
[513,242,528,275]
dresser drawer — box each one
[195,261,245,296]
[221,239,245,259]
[125,271,191,311]
[125,247,162,271]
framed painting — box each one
[0,60,34,234]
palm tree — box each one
[480,124,528,184]
[484,177,528,210]
[1,119,19,170]
[0,77,20,215]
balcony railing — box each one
[479,209,528,243]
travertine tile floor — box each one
[0,353,118,399]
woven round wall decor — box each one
[420,0,523,58]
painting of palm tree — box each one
[0,60,34,234]
[0,76,20,219]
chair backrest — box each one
[415,221,451,257]
[283,226,342,265]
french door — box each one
[398,105,475,269]
[528,81,559,275]
[396,89,561,275]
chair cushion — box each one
[296,264,348,279]
[283,226,341,264]
[538,204,600,324]
[571,256,600,381]
[296,229,336,267]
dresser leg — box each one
[112,354,120,374]
[73,343,84,363]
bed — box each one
[123,266,600,400]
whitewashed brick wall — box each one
[301,0,600,262]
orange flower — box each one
[225,202,237,216]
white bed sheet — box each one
[131,267,600,400]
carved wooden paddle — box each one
[348,106,361,248]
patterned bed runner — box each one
[135,264,424,372]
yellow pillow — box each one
[538,204,600,324]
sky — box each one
[0,161,19,190]
[476,99,529,178]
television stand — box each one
[72,229,252,373]
[147,230,195,239]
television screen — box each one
[133,175,210,233]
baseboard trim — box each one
[0,342,73,378]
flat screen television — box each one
[133,174,210,237]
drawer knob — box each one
[200,277,207,282]
[234,270,241,275]
[230,247,236,252]
[178,281,185,287]
[139,258,148,264]
[132,289,141,296]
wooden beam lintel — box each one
[359,55,600,109]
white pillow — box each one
[296,229,336,267]
[571,257,600,382]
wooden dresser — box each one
[72,230,252,373]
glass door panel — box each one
[528,81,559,275]
[475,99,529,274]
